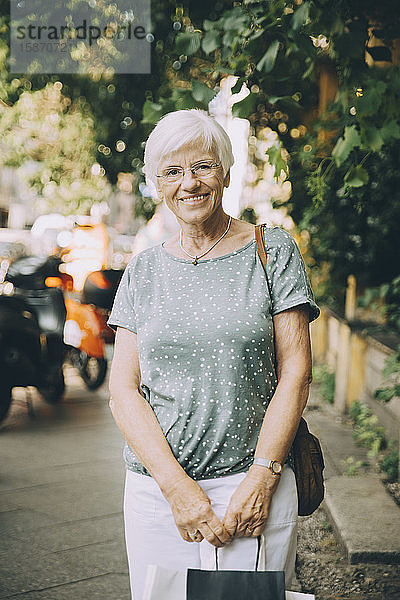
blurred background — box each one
[0,1,399,599]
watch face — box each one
[272,461,282,474]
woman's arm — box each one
[109,327,231,547]
[222,305,312,538]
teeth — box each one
[181,194,208,202]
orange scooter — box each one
[63,297,108,390]
[49,268,123,390]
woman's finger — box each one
[200,523,224,548]
[251,524,264,537]
[222,511,237,537]
[206,514,232,545]
[199,521,230,548]
[179,527,204,543]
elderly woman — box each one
[108,109,319,600]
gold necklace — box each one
[179,216,232,265]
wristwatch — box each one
[253,458,283,475]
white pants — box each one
[124,467,298,600]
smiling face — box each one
[156,143,230,226]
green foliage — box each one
[332,126,361,167]
[1,0,400,297]
[349,402,399,481]
[231,92,260,119]
[384,278,400,333]
[166,0,400,322]
[0,83,111,214]
[290,130,400,304]
[341,456,369,477]
[379,440,399,482]
[257,41,280,74]
[312,364,335,404]
[348,401,386,458]
[175,31,201,56]
[375,386,400,403]
[265,144,289,179]
[343,165,369,188]
[374,344,400,403]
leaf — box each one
[203,19,217,32]
[266,144,289,179]
[191,81,216,105]
[222,9,249,33]
[268,95,301,110]
[291,2,310,30]
[256,40,280,74]
[232,92,258,119]
[173,90,200,110]
[344,166,369,188]
[231,77,246,94]
[268,94,286,104]
[360,126,383,152]
[222,28,238,48]
[205,66,235,76]
[142,100,163,124]
[356,81,387,116]
[202,30,220,55]
[175,32,201,56]
[332,125,361,167]
[334,21,366,59]
[380,119,400,144]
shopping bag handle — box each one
[215,536,261,571]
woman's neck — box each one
[179,212,231,253]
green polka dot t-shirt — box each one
[108,226,319,480]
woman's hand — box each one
[222,467,280,538]
[164,476,232,548]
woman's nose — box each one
[181,169,200,189]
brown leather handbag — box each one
[255,223,325,516]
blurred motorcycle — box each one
[0,256,67,422]
[0,252,123,422]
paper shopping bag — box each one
[186,568,285,599]
[143,564,315,600]
[143,565,285,600]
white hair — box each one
[143,109,234,192]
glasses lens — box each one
[193,163,213,178]
[164,168,184,182]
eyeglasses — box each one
[156,161,221,183]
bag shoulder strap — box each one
[254,224,267,273]
[255,225,308,435]
[255,224,273,300]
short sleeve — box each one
[107,263,137,333]
[265,227,320,323]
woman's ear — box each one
[224,170,231,188]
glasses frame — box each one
[156,161,221,183]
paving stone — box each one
[324,475,400,564]
[0,573,130,600]
[0,539,128,597]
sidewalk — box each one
[0,368,130,599]
[305,386,400,565]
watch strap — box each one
[253,458,282,474]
